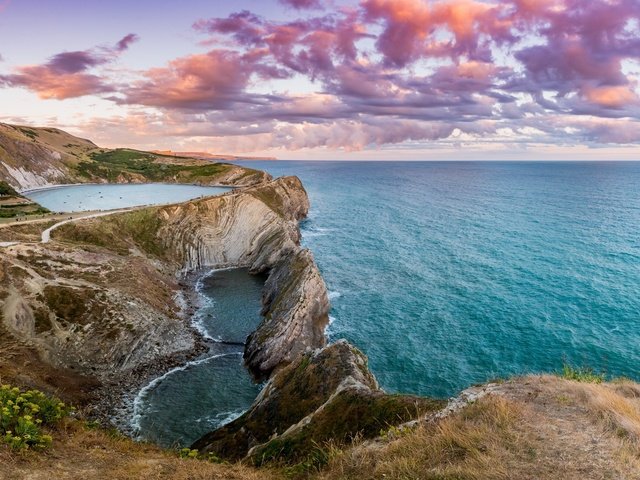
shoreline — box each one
[102,266,262,442]
[91,269,212,434]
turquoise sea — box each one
[86,161,639,446]
[236,161,640,398]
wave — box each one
[328,290,342,300]
[130,352,241,438]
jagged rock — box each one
[192,341,441,463]
[245,249,330,380]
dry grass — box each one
[316,376,640,480]
[2,372,640,479]
[0,420,283,480]
[317,396,529,480]
[566,378,640,454]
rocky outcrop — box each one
[245,249,330,380]
[0,176,327,385]
[156,176,309,272]
[192,341,441,462]
[0,242,195,380]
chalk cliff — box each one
[0,176,328,388]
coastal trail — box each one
[0,207,140,247]
[40,208,136,243]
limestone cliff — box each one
[245,249,330,380]
[0,176,327,389]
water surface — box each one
[24,183,232,212]
[132,268,264,447]
[236,161,640,398]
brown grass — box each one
[566,379,640,452]
[316,376,640,480]
[0,420,283,480]
[316,396,529,480]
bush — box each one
[560,363,606,384]
[0,384,72,450]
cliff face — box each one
[245,249,330,380]
[0,241,196,380]
[0,122,269,191]
[0,176,327,389]
[193,341,440,462]
[1,168,429,468]
[156,176,310,272]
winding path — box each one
[40,208,135,243]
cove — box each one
[23,183,232,213]
[131,268,265,448]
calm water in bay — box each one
[24,183,231,212]
[236,161,640,398]
[131,268,264,447]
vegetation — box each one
[55,208,166,258]
[17,127,39,140]
[42,285,107,326]
[560,362,607,383]
[75,148,235,184]
[0,384,72,450]
[0,181,18,196]
[0,181,50,218]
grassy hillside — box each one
[0,122,269,193]
[1,375,638,479]
[0,180,49,218]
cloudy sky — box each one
[0,0,639,159]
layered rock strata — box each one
[0,176,328,388]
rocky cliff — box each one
[193,341,441,462]
[1,166,434,469]
[0,122,269,191]
[0,176,328,391]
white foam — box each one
[130,352,240,438]
[328,291,342,300]
[324,315,338,337]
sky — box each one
[0,0,639,160]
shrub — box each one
[0,384,72,450]
[560,363,606,384]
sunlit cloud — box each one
[1,0,640,155]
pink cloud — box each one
[4,0,640,150]
[1,66,111,100]
[123,50,256,110]
[279,0,323,9]
[0,34,139,99]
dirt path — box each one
[40,208,135,243]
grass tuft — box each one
[560,363,606,383]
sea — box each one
[26,161,640,446]
[236,161,640,398]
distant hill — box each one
[0,123,270,191]
[151,150,277,161]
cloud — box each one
[4,0,640,151]
[112,0,640,150]
[0,67,111,99]
[122,50,259,110]
[279,0,323,9]
[115,33,140,52]
[0,34,139,99]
